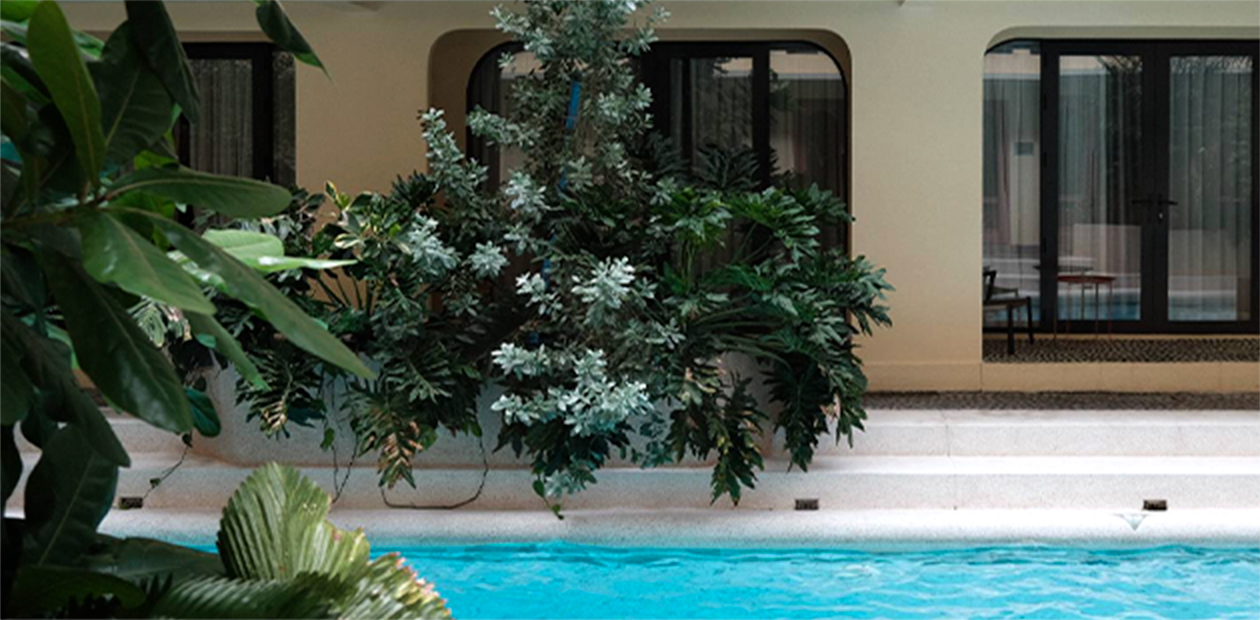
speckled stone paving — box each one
[865,391,1260,411]
[982,337,1259,363]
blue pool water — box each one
[388,543,1260,620]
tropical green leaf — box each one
[92,23,175,166]
[336,554,452,620]
[110,166,292,218]
[1,40,49,103]
[22,425,119,565]
[202,229,356,273]
[26,0,106,182]
[1,425,22,511]
[0,0,38,22]
[217,463,370,581]
[1,78,30,141]
[123,0,198,123]
[1,310,129,466]
[1,19,104,58]
[185,387,221,437]
[81,534,224,584]
[40,249,192,434]
[78,210,214,313]
[139,214,374,379]
[6,565,145,617]
[186,311,268,390]
[254,0,324,71]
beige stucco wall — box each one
[62,1,1260,392]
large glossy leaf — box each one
[1,79,29,141]
[202,229,356,273]
[0,0,38,22]
[1,310,129,466]
[254,0,323,71]
[6,565,145,617]
[22,425,119,565]
[79,210,213,313]
[92,23,174,166]
[110,167,291,218]
[123,1,198,123]
[141,215,374,379]
[81,534,224,583]
[40,250,191,434]
[0,333,32,424]
[185,312,268,390]
[1,41,49,103]
[217,463,370,581]
[26,1,105,182]
[1,425,21,512]
[185,387,221,437]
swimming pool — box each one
[390,543,1259,620]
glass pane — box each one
[1168,55,1254,322]
[676,56,756,169]
[187,58,254,178]
[983,42,1041,327]
[770,47,845,195]
[1058,55,1144,322]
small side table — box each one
[1054,274,1116,337]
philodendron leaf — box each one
[142,215,374,379]
[185,312,268,390]
[202,229,356,273]
[79,210,214,313]
[26,0,106,182]
[23,425,119,566]
[40,249,192,434]
[0,0,38,22]
[7,565,146,618]
[254,0,324,71]
[185,387,221,437]
[123,0,198,123]
[110,167,291,218]
[1,310,129,466]
[92,23,175,166]
[0,332,33,424]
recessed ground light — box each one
[1143,499,1168,511]
[795,498,819,511]
[118,496,144,510]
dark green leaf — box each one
[152,574,339,619]
[40,249,191,434]
[1,79,29,141]
[143,214,374,379]
[185,387,220,437]
[1,311,130,466]
[7,565,145,617]
[81,534,224,583]
[79,210,214,313]
[254,0,323,71]
[0,332,32,424]
[1,425,21,512]
[1,19,104,58]
[186,311,268,390]
[124,1,198,123]
[1,41,49,103]
[23,425,119,565]
[92,23,175,166]
[110,166,291,218]
[26,1,105,182]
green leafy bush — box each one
[218,0,892,513]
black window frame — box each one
[984,38,1260,335]
[179,42,280,182]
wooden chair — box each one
[983,269,1034,355]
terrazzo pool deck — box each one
[90,508,1260,550]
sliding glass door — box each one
[1041,41,1258,332]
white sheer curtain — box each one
[1168,55,1254,322]
[187,58,254,179]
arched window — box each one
[467,41,847,233]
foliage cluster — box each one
[220,0,892,513]
[0,1,444,617]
